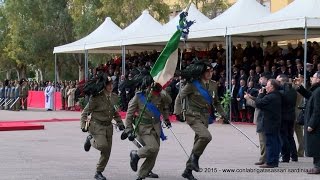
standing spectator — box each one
[246,81,258,123]
[255,79,282,168]
[244,75,270,166]
[237,79,247,122]
[67,84,76,111]
[230,78,239,122]
[44,82,55,111]
[295,71,320,174]
[277,75,298,163]
[60,82,66,110]
[247,69,259,88]
[294,74,305,157]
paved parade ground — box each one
[0,109,316,180]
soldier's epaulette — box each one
[210,80,217,83]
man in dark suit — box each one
[277,75,298,163]
[246,81,258,123]
[237,79,248,122]
[255,79,282,168]
[230,78,239,122]
[295,71,320,174]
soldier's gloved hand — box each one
[118,124,125,131]
[81,127,88,133]
[128,131,136,141]
[121,131,128,140]
[121,129,133,140]
[164,119,172,128]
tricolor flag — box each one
[150,4,194,87]
[150,30,181,87]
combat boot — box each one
[94,171,107,180]
[190,153,200,172]
[182,169,197,180]
[84,135,93,152]
[146,171,159,178]
[130,150,140,172]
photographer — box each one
[294,71,320,174]
[255,79,282,168]
[276,74,298,163]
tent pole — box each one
[85,50,88,81]
[228,35,233,122]
[225,35,229,91]
[303,18,308,87]
[122,46,126,76]
[54,53,57,111]
[228,35,232,90]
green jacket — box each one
[125,90,172,137]
[179,80,226,119]
[80,90,123,130]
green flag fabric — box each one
[150,30,182,87]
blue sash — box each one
[192,80,215,124]
[137,93,167,141]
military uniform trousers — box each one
[14,98,21,111]
[21,97,27,110]
[185,110,212,170]
[136,123,160,178]
[258,132,266,163]
[89,120,113,172]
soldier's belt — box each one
[92,119,111,126]
[139,118,160,125]
[189,106,210,113]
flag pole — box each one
[131,3,194,138]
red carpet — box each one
[0,122,44,131]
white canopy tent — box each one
[227,0,320,40]
[85,10,164,51]
[85,10,164,75]
[188,0,270,42]
[118,3,210,47]
[227,0,320,86]
[53,17,122,54]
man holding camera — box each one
[255,79,282,168]
[80,76,125,180]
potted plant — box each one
[220,90,231,124]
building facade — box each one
[164,0,294,13]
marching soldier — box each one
[80,74,125,180]
[7,81,16,110]
[178,61,227,180]
[12,80,21,111]
[123,72,172,180]
[1,80,10,110]
[0,81,4,105]
[21,79,29,110]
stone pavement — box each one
[0,109,316,180]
